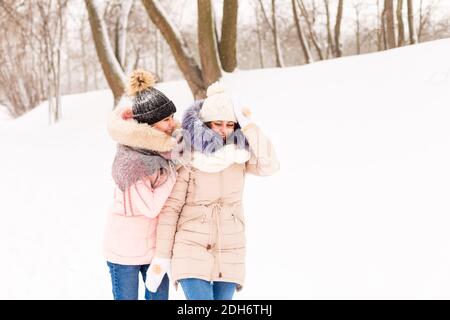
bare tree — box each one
[298,0,324,60]
[85,0,126,106]
[0,1,46,117]
[323,0,335,58]
[254,0,265,68]
[352,1,362,55]
[198,0,222,86]
[42,0,67,124]
[218,0,238,72]
[407,0,418,44]
[376,0,384,50]
[35,0,69,123]
[79,11,91,92]
[141,0,206,98]
[114,0,133,70]
[418,0,438,42]
[292,0,312,63]
[141,0,241,98]
[270,0,284,67]
[383,0,397,49]
[397,0,406,46]
[334,0,344,57]
[125,3,154,75]
[259,0,284,67]
[0,0,69,122]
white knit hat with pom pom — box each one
[199,81,237,123]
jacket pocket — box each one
[229,204,246,227]
[176,205,208,233]
[232,212,245,227]
[174,208,210,248]
[220,207,245,236]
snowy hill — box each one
[0,106,11,121]
[1,38,450,299]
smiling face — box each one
[207,120,236,141]
[151,113,176,135]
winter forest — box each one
[2,1,450,300]
[1,0,449,121]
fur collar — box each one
[190,144,251,173]
[107,107,181,152]
[181,100,249,154]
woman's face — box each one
[152,114,176,135]
[209,120,236,140]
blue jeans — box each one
[107,261,169,300]
[179,278,237,300]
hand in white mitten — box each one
[145,257,171,293]
[232,97,253,129]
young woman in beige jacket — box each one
[144,82,280,300]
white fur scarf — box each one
[189,143,251,173]
[107,107,180,152]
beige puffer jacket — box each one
[155,121,279,291]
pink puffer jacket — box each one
[103,172,176,265]
[103,106,180,265]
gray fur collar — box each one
[181,100,248,154]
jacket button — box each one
[206,244,211,250]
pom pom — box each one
[128,69,156,96]
[241,107,252,118]
[206,81,225,97]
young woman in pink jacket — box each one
[103,70,182,300]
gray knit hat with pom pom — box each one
[127,70,176,125]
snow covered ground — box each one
[1,38,450,299]
[0,106,11,121]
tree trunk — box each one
[254,1,264,68]
[376,0,383,51]
[114,0,133,70]
[80,12,89,92]
[396,0,406,46]
[418,0,424,41]
[417,0,432,42]
[323,0,334,58]
[64,19,72,94]
[37,0,67,124]
[384,0,396,49]
[259,0,284,67]
[93,64,99,90]
[407,0,417,44]
[85,0,126,106]
[381,1,387,50]
[218,0,238,72]
[47,80,55,125]
[54,0,65,121]
[271,0,284,67]
[334,0,344,57]
[141,0,206,99]
[197,0,222,85]
[55,46,62,121]
[298,0,323,60]
[292,0,312,64]
[354,3,361,54]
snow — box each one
[0,106,12,121]
[1,38,450,299]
